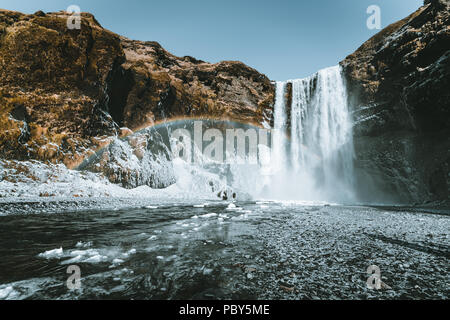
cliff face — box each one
[0,10,123,168]
[0,4,448,203]
[0,9,274,171]
[341,0,450,204]
[119,39,274,130]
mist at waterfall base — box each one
[135,65,358,204]
[0,65,358,205]
[256,66,356,203]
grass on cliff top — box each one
[349,5,427,59]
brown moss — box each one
[0,9,275,167]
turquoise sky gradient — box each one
[0,0,423,80]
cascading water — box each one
[265,65,356,202]
[272,81,288,173]
[81,65,356,202]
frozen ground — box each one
[0,158,241,204]
[0,200,448,300]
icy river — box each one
[0,199,448,300]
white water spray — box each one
[272,81,288,173]
[69,66,356,202]
[265,65,355,202]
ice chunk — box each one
[200,213,217,218]
[38,247,63,259]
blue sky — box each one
[0,0,422,80]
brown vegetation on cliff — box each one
[0,9,274,169]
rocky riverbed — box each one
[0,199,448,299]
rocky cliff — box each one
[0,9,274,171]
[341,0,449,204]
[0,3,448,204]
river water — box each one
[0,199,448,300]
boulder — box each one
[79,128,176,189]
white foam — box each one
[75,241,92,248]
[193,203,208,208]
[0,286,14,299]
[112,258,124,264]
[70,249,99,257]
[0,278,56,300]
[226,206,243,212]
[38,247,63,259]
[84,255,106,263]
[38,245,139,266]
[231,214,249,220]
[61,255,83,265]
[200,213,217,218]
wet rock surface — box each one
[341,0,450,204]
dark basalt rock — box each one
[341,0,450,204]
[424,0,449,8]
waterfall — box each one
[82,65,356,202]
[268,65,355,202]
[272,81,288,173]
